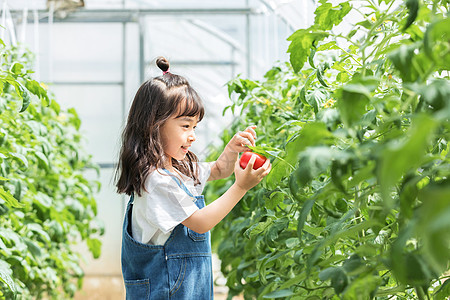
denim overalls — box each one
[121,169,213,299]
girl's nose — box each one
[189,131,196,142]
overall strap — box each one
[129,193,134,204]
[162,168,195,198]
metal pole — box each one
[10,8,256,23]
[231,48,235,78]
[273,13,278,61]
[121,19,127,223]
[48,2,54,83]
[138,14,145,84]
[245,0,251,78]
[33,6,40,81]
[122,22,126,125]
[265,13,269,68]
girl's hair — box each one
[115,57,205,197]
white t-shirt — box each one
[131,162,212,245]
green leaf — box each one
[68,108,82,130]
[354,243,378,257]
[306,88,327,113]
[287,30,329,73]
[27,223,51,244]
[19,90,31,112]
[34,150,50,170]
[289,172,302,201]
[316,68,328,88]
[24,238,43,259]
[342,255,364,274]
[297,199,315,239]
[10,62,24,75]
[25,79,50,105]
[417,186,450,274]
[424,18,450,69]
[285,237,299,248]
[418,80,450,114]
[244,219,273,239]
[263,289,295,298]
[388,44,431,83]
[295,147,350,186]
[378,114,438,206]
[278,272,307,290]
[337,77,379,127]
[403,0,419,31]
[9,152,28,168]
[319,267,348,294]
[317,108,340,130]
[434,279,450,300]
[391,225,414,283]
[399,175,420,219]
[267,191,284,210]
[341,274,382,300]
[314,0,352,31]
[355,20,373,30]
[0,186,24,208]
[317,41,340,51]
[295,147,333,185]
[285,122,333,167]
[87,238,102,259]
[319,267,340,281]
[303,224,324,237]
[0,259,16,293]
[33,192,52,208]
[309,43,316,68]
[265,218,289,247]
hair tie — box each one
[163,70,170,75]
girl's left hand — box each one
[227,125,257,153]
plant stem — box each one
[334,44,363,67]
[415,286,426,300]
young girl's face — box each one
[160,114,199,163]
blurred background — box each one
[2,0,316,298]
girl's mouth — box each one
[181,146,189,153]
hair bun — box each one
[156,56,170,72]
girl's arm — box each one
[208,125,257,181]
[183,156,271,234]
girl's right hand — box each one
[234,155,272,191]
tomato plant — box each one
[205,0,450,299]
[0,42,103,299]
[240,151,268,170]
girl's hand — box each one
[226,125,257,154]
[234,154,271,191]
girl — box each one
[115,57,271,299]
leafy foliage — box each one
[205,0,450,299]
[0,43,103,299]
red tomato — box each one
[239,151,267,170]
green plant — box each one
[0,42,103,299]
[205,0,450,299]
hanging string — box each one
[48,1,54,83]
[33,0,40,81]
[1,0,7,41]
[20,4,28,45]
[5,2,17,46]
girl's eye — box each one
[182,125,197,129]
